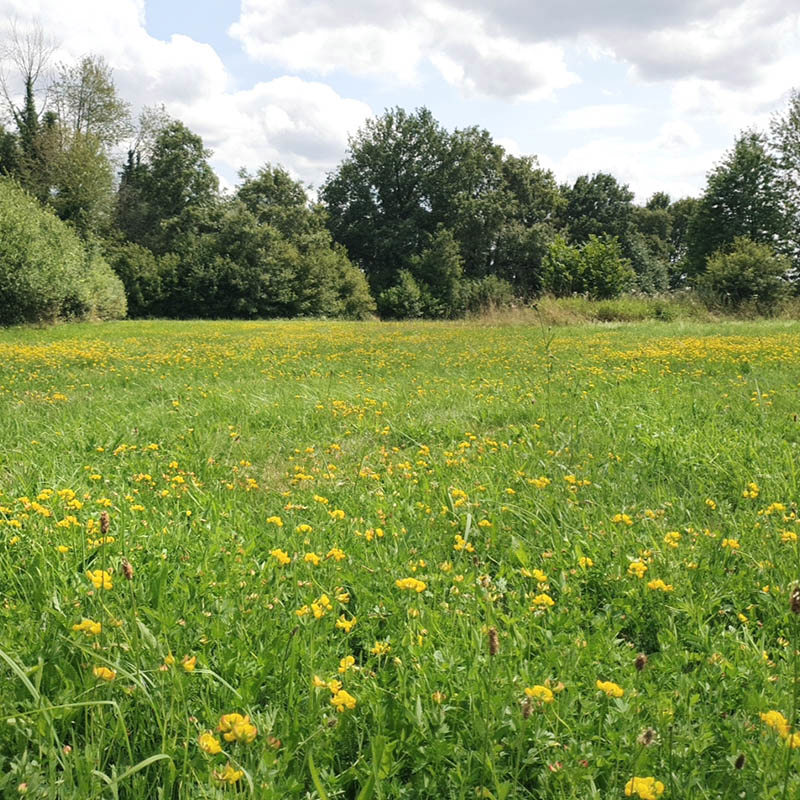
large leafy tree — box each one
[321,107,449,294]
[116,119,218,254]
[770,88,800,271]
[237,163,318,240]
[685,130,787,276]
[561,172,634,244]
[50,55,132,149]
[322,106,563,296]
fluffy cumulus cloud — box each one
[230,0,579,100]
[231,0,799,97]
[0,0,371,187]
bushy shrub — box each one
[541,234,634,300]
[541,235,583,297]
[462,274,514,314]
[409,227,464,318]
[84,250,127,320]
[0,177,89,324]
[104,240,169,318]
[696,237,789,314]
[378,270,424,319]
[580,234,635,299]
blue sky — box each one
[4,0,799,201]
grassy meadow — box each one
[3,317,800,799]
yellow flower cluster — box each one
[218,713,258,744]
[396,577,427,593]
[270,548,291,565]
[72,618,101,636]
[625,776,665,799]
[86,569,113,590]
[524,685,554,703]
[596,680,624,698]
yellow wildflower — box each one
[218,713,257,744]
[335,614,357,632]
[86,569,113,590]
[72,618,101,636]
[628,561,648,578]
[721,538,740,550]
[647,579,674,592]
[303,552,321,565]
[198,732,222,754]
[524,685,554,704]
[270,548,291,566]
[338,655,356,674]
[596,680,624,698]
[396,577,427,593]
[93,666,116,681]
[531,593,555,608]
[761,710,791,737]
[182,655,197,672]
[370,641,391,656]
[266,516,283,527]
[625,777,665,799]
[214,763,243,784]
[330,689,357,712]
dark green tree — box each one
[685,130,787,276]
[769,88,800,273]
[237,163,315,240]
[561,172,634,244]
[115,120,218,254]
[321,107,449,294]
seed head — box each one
[488,627,499,656]
[791,585,800,615]
[636,727,658,747]
[635,652,648,672]
[521,697,533,719]
[734,753,746,770]
[121,557,133,581]
[100,511,110,535]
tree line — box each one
[1,24,799,324]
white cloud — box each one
[553,104,640,131]
[550,128,721,201]
[230,0,578,101]
[0,1,372,189]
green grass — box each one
[2,318,800,798]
